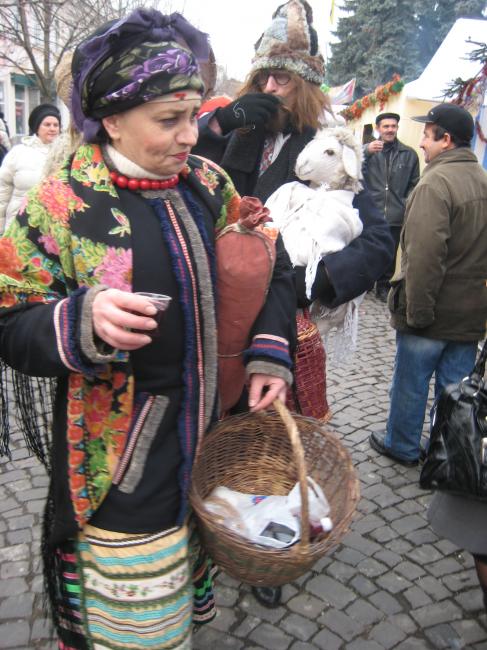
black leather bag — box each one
[420,340,487,500]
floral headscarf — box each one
[71,8,210,141]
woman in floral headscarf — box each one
[0,8,296,649]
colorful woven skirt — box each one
[57,524,193,650]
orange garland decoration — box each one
[341,74,405,122]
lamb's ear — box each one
[342,145,359,180]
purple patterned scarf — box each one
[71,8,210,141]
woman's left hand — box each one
[248,373,287,412]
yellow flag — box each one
[329,0,335,24]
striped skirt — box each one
[58,524,193,650]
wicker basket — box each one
[190,400,360,586]
[286,310,331,421]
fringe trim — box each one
[167,188,218,434]
[311,293,365,365]
[0,360,55,469]
[42,490,61,636]
[149,196,199,524]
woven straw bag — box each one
[286,309,330,421]
[190,400,359,586]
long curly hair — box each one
[238,70,331,133]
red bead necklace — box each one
[109,170,179,191]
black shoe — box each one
[369,431,419,467]
[251,585,282,608]
[375,286,389,303]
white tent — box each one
[405,18,486,102]
[345,18,487,169]
[405,18,487,168]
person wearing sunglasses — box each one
[194,0,393,332]
[194,0,394,608]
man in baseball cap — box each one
[411,102,474,149]
[370,101,487,473]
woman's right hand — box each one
[92,288,157,350]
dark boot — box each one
[251,585,282,608]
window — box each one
[15,85,26,135]
[0,82,5,116]
[33,18,42,45]
[28,87,39,106]
[362,124,374,144]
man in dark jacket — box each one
[194,1,394,314]
[363,112,420,301]
[369,103,487,466]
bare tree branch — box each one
[0,0,164,102]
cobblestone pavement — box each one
[1,293,486,649]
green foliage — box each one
[327,0,486,97]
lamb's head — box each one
[295,127,363,193]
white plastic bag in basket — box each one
[288,477,333,534]
[203,479,333,549]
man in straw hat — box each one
[194,0,394,607]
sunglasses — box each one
[254,70,292,89]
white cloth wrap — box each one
[265,184,364,362]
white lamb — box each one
[265,126,365,361]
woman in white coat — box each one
[0,111,11,159]
[0,103,60,234]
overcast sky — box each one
[164,0,339,80]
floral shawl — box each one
[0,143,240,531]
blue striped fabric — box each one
[76,524,192,649]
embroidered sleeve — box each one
[54,287,118,375]
[245,359,293,386]
[244,334,292,369]
[244,334,293,386]
[79,285,119,364]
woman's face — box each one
[102,92,201,177]
[37,116,60,144]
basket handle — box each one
[273,399,310,550]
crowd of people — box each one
[0,0,485,647]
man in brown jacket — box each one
[370,103,487,466]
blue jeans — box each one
[384,332,477,462]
